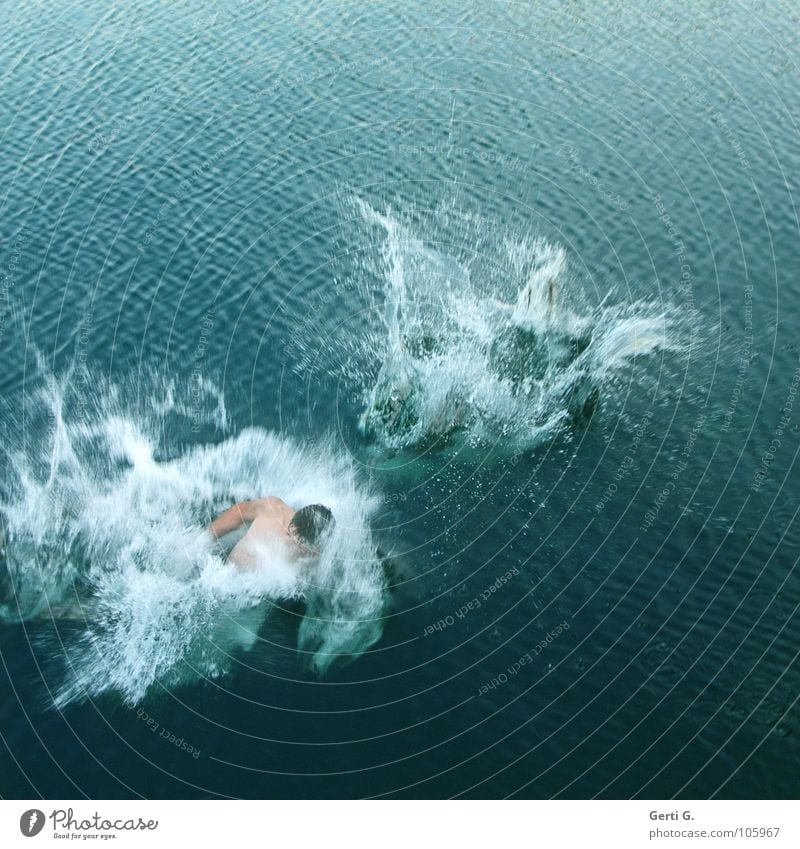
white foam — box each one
[0,370,386,706]
[348,201,685,449]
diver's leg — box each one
[376,545,412,588]
[228,534,258,571]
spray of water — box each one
[345,200,682,450]
[0,364,386,706]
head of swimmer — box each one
[288,504,335,556]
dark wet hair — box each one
[289,504,335,547]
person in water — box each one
[0,502,337,613]
[207,498,335,571]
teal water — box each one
[0,0,798,798]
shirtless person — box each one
[0,502,337,615]
[208,497,335,571]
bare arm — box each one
[208,500,261,539]
[207,497,289,540]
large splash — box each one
[0,364,386,706]
[343,200,682,451]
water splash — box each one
[347,200,683,450]
[0,366,386,706]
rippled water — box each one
[0,0,798,799]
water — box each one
[0,0,798,799]
[346,199,684,450]
[1,366,385,706]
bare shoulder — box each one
[250,496,293,517]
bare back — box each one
[209,497,299,572]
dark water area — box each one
[0,1,798,798]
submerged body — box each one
[359,272,598,448]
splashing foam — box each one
[350,201,681,450]
[0,367,385,706]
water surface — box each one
[0,0,798,799]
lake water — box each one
[0,0,798,798]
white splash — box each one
[348,201,683,450]
[0,369,386,706]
